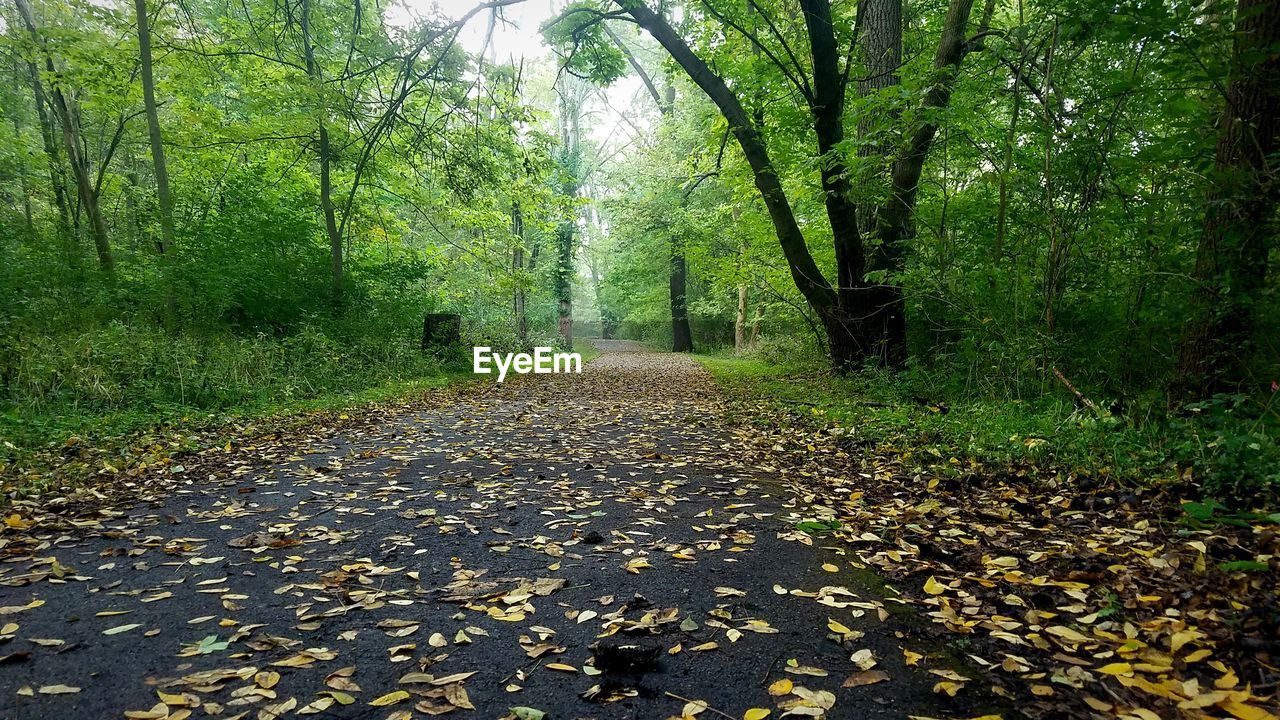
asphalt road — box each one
[0,341,1001,720]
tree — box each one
[1173,0,1280,399]
[512,200,529,344]
[15,0,114,271]
[133,0,175,255]
[551,79,586,349]
[604,25,693,352]
[298,0,343,297]
[568,0,990,370]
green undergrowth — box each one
[0,325,486,498]
[0,333,608,501]
[696,352,1279,506]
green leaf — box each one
[1218,560,1269,573]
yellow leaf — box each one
[903,649,924,666]
[1170,629,1196,653]
[1184,648,1213,663]
[767,678,793,696]
[1097,662,1133,675]
[1220,701,1280,720]
[325,691,355,705]
[0,599,44,616]
[827,619,853,635]
[4,514,32,530]
[1045,625,1089,643]
[923,576,946,595]
[933,680,964,696]
[744,710,771,720]
[821,563,839,573]
[545,663,577,672]
[370,690,410,707]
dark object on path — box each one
[422,313,462,349]
[581,530,605,544]
[591,641,661,674]
[622,593,653,613]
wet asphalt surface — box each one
[0,341,998,719]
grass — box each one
[695,352,1279,502]
[1,332,612,501]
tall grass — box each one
[0,323,460,452]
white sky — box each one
[387,0,652,154]
[386,0,562,67]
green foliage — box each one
[541,3,627,85]
[698,353,1279,504]
[588,0,1276,498]
[0,323,458,448]
[0,0,568,473]
[1169,395,1280,499]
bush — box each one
[0,321,451,452]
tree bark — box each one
[799,0,866,320]
[300,0,342,297]
[670,238,693,351]
[16,0,113,272]
[25,60,72,252]
[855,0,902,238]
[11,115,33,234]
[735,285,748,353]
[134,0,176,254]
[1174,0,1280,399]
[553,214,575,349]
[512,201,528,344]
[615,1,841,350]
[866,0,981,365]
[750,303,764,348]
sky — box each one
[387,0,652,152]
[386,0,562,66]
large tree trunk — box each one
[866,0,982,365]
[619,0,983,371]
[300,0,342,297]
[616,1,844,361]
[134,0,175,255]
[799,0,869,350]
[855,0,902,239]
[670,239,694,352]
[16,0,113,272]
[1174,0,1280,399]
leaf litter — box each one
[2,341,1246,718]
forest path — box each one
[0,341,995,719]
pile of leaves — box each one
[0,380,482,511]
[734,401,1280,719]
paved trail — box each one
[0,342,995,719]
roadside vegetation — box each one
[698,349,1279,506]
